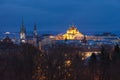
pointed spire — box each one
[20,17,26,33]
[22,17,24,27]
[82,35,87,44]
[34,22,37,31]
[33,22,37,37]
[33,22,38,46]
[20,17,26,41]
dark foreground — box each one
[0,42,120,80]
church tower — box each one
[33,23,37,37]
[20,18,26,43]
[33,23,38,46]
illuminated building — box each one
[63,25,84,40]
[20,18,26,43]
[19,19,39,46]
[26,23,38,46]
[56,25,84,40]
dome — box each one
[63,25,84,40]
[67,26,80,35]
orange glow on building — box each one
[56,25,84,40]
[65,60,72,67]
[63,25,84,40]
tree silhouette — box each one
[88,53,98,80]
[99,46,111,80]
[110,44,120,80]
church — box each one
[20,19,38,46]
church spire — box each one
[33,22,38,46]
[22,17,24,27]
[34,22,37,30]
[33,22,37,37]
[20,17,26,33]
[20,18,26,43]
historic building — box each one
[19,20,38,46]
[33,23,38,46]
[20,19,26,43]
[26,23,38,46]
[56,25,84,40]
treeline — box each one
[0,42,120,80]
[35,44,120,80]
[0,42,41,80]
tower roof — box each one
[66,25,80,35]
[20,18,26,33]
[68,25,77,30]
[33,23,37,37]
[34,23,37,31]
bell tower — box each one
[33,23,37,37]
[33,23,38,46]
[20,18,26,43]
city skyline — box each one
[0,0,120,32]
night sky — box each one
[0,0,120,33]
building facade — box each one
[20,19,26,43]
[56,25,84,40]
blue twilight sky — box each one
[0,0,120,33]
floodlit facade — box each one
[56,25,84,40]
[20,19,26,43]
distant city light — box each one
[21,40,26,43]
[65,60,71,67]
